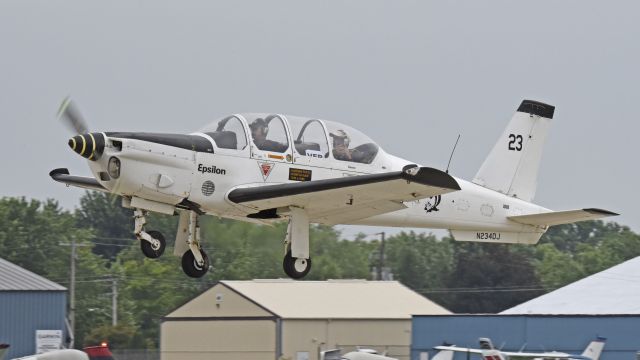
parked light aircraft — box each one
[321,347,454,360]
[51,99,618,278]
[435,337,606,360]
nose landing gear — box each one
[134,209,166,259]
[134,208,211,277]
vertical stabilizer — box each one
[581,337,606,360]
[473,100,555,202]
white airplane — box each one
[321,347,454,360]
[12,349,89,360]
[51,99,618,278]
[435,337,606,360]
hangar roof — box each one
[0,257,66,291]
[502,256,640,314]
[167,279,450,319]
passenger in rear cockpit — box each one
[330,129,352,161]
[250,118,288,153]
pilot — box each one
[250,118,288,153]
[330,129,352,161]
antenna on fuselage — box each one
[445,134,461,174]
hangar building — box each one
[161,279,450,360]
[0,258,67,359]
[411,256,640,360]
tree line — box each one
[0,192,638,349]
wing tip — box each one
[49,168,70,178]
[584,208,619,216]
[402,165,461,191]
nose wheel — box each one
[283,250,311,279]
[140,230,166,258]
[181,249,210,278]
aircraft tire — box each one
[283,250,311,279]
[140,230,166,259]
[181,249,209,278]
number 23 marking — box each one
[508,134,523,151]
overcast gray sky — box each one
[1,0,638,236]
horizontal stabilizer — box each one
[509,208,618,227]
[49,168,107,192]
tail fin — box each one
[473,100,555,202]
[581,337,606,360]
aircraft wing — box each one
[49,168,108,192]
[228,166,461,225]
[501,351,572,358]
[434,346,483,354]
[434,346,574,359]
[508,208,618,227]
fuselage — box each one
[84,113,547,237]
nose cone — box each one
[68,133,105,161]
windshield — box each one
[200,114,380,164]
[324,120,379,164]
[200,115,248,150]
[287,116,330,160]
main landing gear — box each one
[133,205,313,279]
[176,210,209,278]
[134,208,210,278]
[282,207,312,279]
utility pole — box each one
[111,278,118,326]
[377,232,385,281]
[69,236,77,347]
[59,237,89,348]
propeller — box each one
[57,97,105,161]
[57,96,89,134]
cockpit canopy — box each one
[199,114,380,164]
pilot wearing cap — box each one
[330,129,352,161]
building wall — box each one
[283,319,412,360]
[411,315,640,360]
[160,319,276,360]
[0,291,67,359]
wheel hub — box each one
[294,258,308,272]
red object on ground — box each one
[83,344,114,360]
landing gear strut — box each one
[134,209,166,259]
[177,210,210,278]
[282,207,311,279]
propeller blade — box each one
[57,97,89,134]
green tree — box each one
[442,241,542,313]
[385,232,454,290]
[76,192,134,261]
[534,243,586,291]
